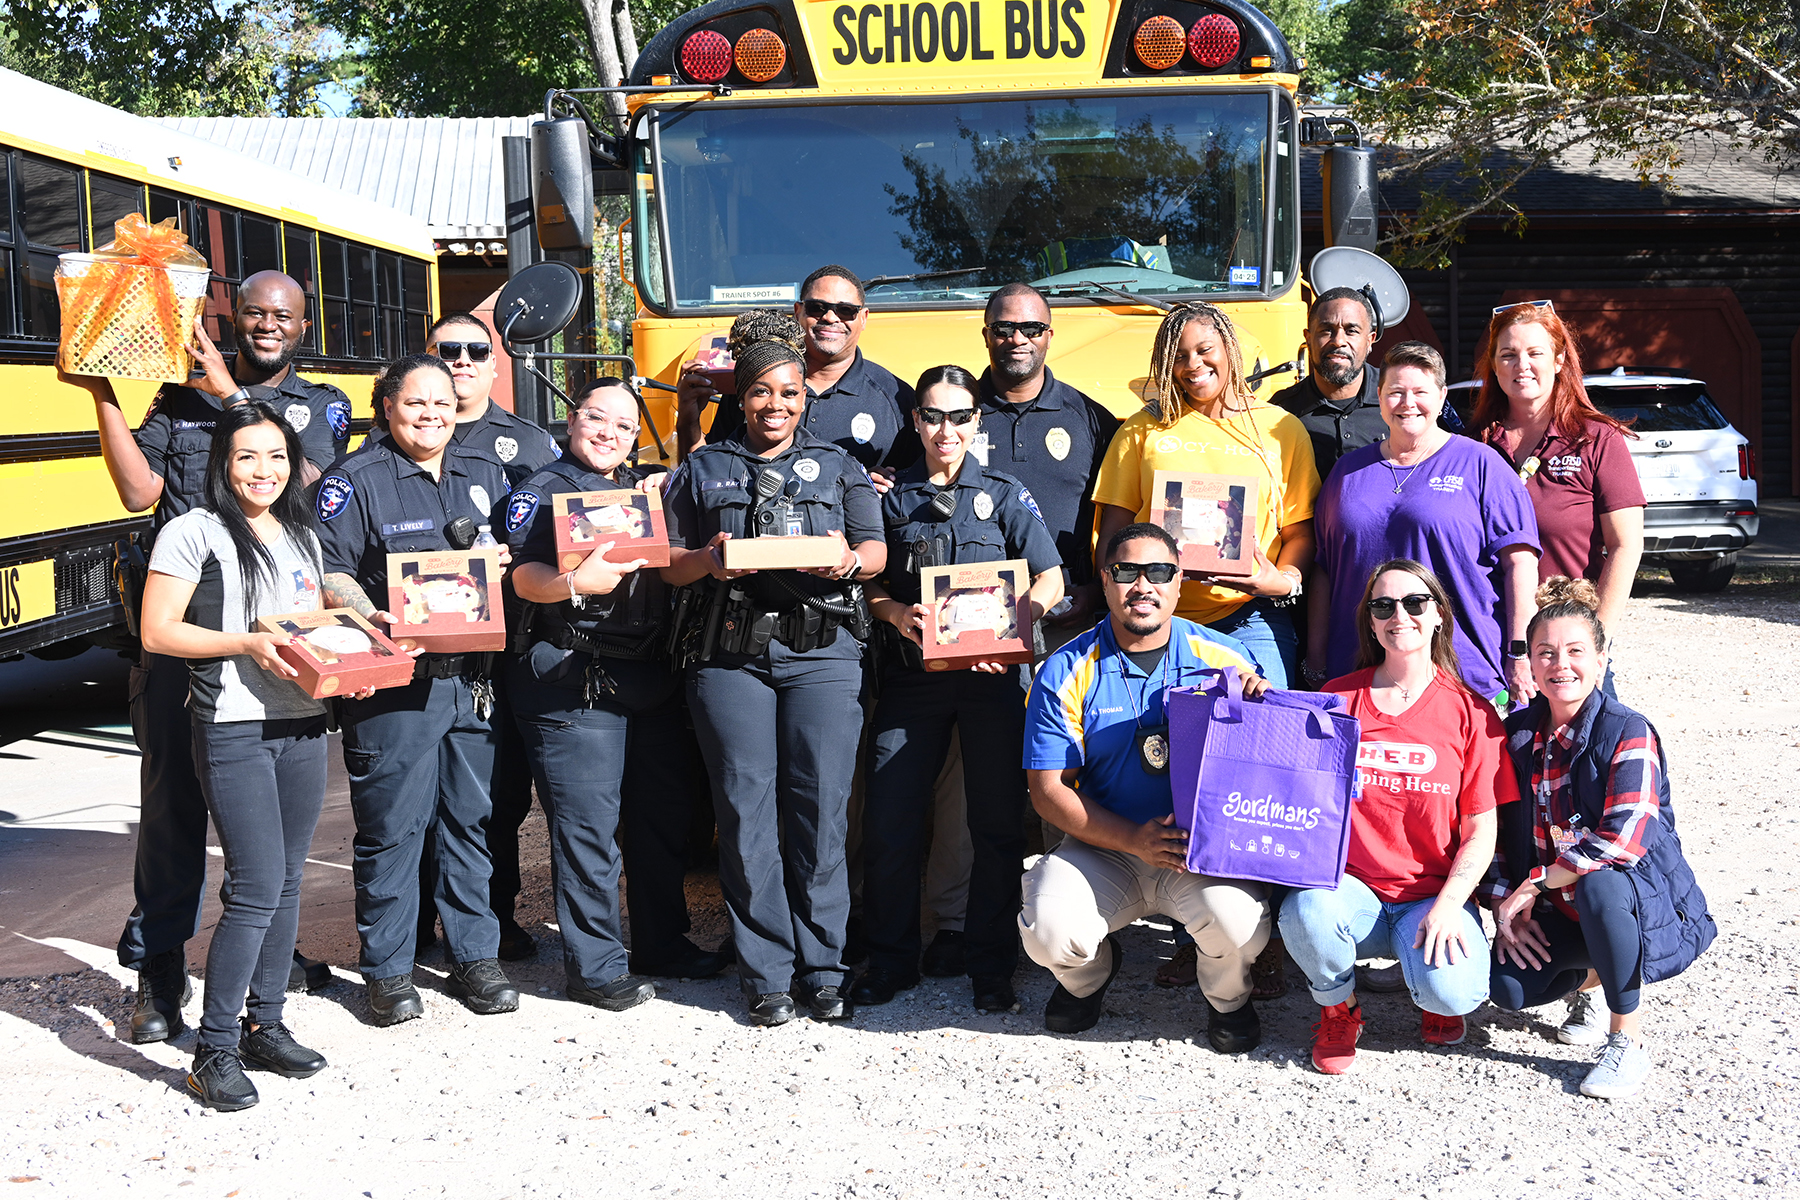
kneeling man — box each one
[1019,522,1271,1052]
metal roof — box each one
[156,116,534,240]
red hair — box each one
[1470,305,1633,446]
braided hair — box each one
[727,308,803,358]
[734,337,805,396]
[1144,302,1253,427]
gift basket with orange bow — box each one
[55,213,212,382]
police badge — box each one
[1045,426,1071,461]
[494,435,520,463]
[283,402,312,433]
[1135,724,1170,775]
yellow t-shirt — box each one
[1092,402,1321,624]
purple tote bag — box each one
[1168,666,1361,889]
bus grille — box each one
[56,546,117,610]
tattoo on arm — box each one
[322,573,376,618]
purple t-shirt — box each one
[1316,435,1540,699]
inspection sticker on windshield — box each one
[1229,267,1261,286]
[710,284,797,304]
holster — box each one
[114,537,148,639]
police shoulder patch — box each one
[505,490,541,534]
[1019,487,1045,524]
[316,475,354,522]
[325,399,351,441]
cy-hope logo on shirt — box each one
[1153,433,1275,464]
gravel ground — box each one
[3,579,1797,1199]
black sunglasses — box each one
[430,341,492,363]
[986,320,1050,340]
[802,299,865,321]
[1107,561,1179,585]
[917,407,977,427]
[1367,593,1434,619]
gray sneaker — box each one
[1558,988,1608,1045]
[1580,1031,1651,1098]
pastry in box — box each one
[1149,472,1260,576]
[384,548,508,653]
[256,608,416,697]
[920,559,1033,670]
[552,488,670,570]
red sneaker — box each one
[1311,1001,1364,1074]
[1422,1010,1466,1046]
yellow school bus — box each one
[609,0,1310,449]
[0,69,437,659]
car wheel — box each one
[1668,551,1737,593]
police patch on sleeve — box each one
[1019,487,1045,525]
[505,491,540,534]
[283,402,312,433]
[326,399,351,441]
[316,475,353,522]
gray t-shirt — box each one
[147,509,328,723]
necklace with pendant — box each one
[1383,441,1424,494]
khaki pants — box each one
[1019,838,1270,1011]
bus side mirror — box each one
[532,117,595,251]
[1321,145,1378,252]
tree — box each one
[1347,0,1800,266]
[0,0,306,116]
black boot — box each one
[187,1047,258,1112]
[288,950,333,993]
[131,948,191,1045]
[446,959,520,1015]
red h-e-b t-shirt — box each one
[1327,668,1519,903]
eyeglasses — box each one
[1492,299,1554,316]
[430,341,493,363]
[1366,593,1435,619]
[801,299,865,322]
[572,409,640,438]
[1106,561,1179,585]
[986,320,1050,340]
[916,407,977,427]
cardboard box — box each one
[256,609,416,698]
[384,548,508,653]
[552,488,670,570]
[1149,472,1260,576]
[721,535,844,572]
[920,560,1033,670]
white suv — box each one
[1445,368,1759,591]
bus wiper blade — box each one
[1040,280,1173,311]
[864,266,987,287]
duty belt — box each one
[546,624,662,662]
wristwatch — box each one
[1504,639,1528,659]
[1527,867,1553,894]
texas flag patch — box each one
[505,491,540,534]
[316,475,354,522]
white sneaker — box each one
[1580,1031,1651,1098]
[1558,988,1608,1046]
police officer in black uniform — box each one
[974,283,1120,639]
[315,354,520,1026]
[851,365,1065,1014]
[83,271,350,1043]
[502,377,732,1010]
[677,266,919,485]
[661,336,887,1026]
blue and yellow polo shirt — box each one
[1024,616,1259,824]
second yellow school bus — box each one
[614,0,1308,440]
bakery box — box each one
[920,559,1033,670]
[551,487,670,570]
[1149,471,1260,576]
[384,548,508,653]
[721,534,844,572]
[256,609,416,698]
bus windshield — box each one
[644,91,1291,310]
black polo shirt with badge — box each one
[135,368,351,541]
[452,401,562,489]
[878,457,1062,607]
[973,366,1119,587]
[1268,363,1387,477]
[313,434,512,598]
[707,349,920,473]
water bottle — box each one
[473,524,498,548]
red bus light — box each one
[1133,16,1186,70]
[1187,14,1240,68]
[680,30,733,82]
[735,28,787,82]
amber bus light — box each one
[1133,15,1186,70]
[735,28,787,82]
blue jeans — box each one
[1279,874,1490,1016]
[1206,598,1297,689]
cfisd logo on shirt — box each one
[1545,454,1583,477]
[1427,474,1465,494]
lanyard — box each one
[1122,647,1172,729]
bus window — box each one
[149,189,183,230]
[195,203,241,347]
[348,244,377,357]
[284,227,319,352]
[377,251,405,356]
[0,155,13,336]
[319,234,348,357]
[402,257,428,352]
[241,215,280,276]
[17,155,79,338]
[88,175,144,244]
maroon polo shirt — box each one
[1509,419,1646,581]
